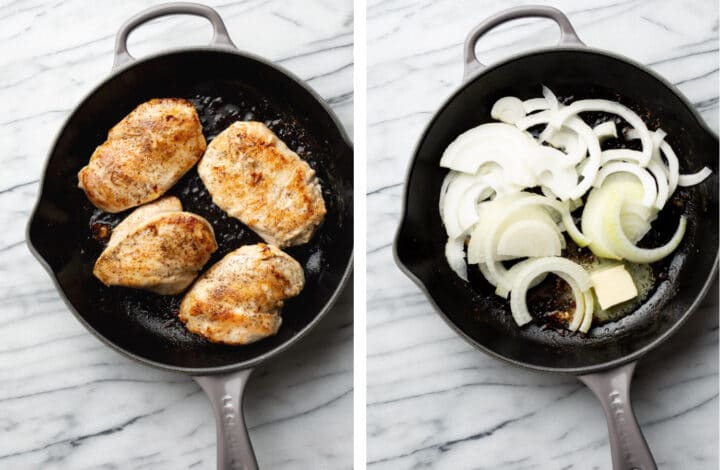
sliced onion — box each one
[603,191,687,263]
[491,96,526,124]
[497,219,563,258]
[530,146,578,200]
[439,88,701,324]
[678,167,712,186]
[658,140,680,194]
[546,128,588,165]
[508,257,592,329]
[445,237,468,281]
[620,211,652,243]
[547,99,654,166]
[484,194,589,293]
[647,161,670,208]
[439,123,537,187]
[582,184,625,260]
[626,128,681,194]
[566,116,602,198]
[458,186,494,235]
[515,109,552,131]
[542,85,560,111]
[467,194,545,264]
[582,173,645,260]
[593,162,657,208]
[478,262,499,287]
[599,148,669,208]
[579,290,595,333]
[439,171,457,221]
[441,173,488,239]
[518,112,597,184]
[593,121,618,140]
[523,98,551,114]
[495,259,549,298]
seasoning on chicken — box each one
[93,196,217,295]
[78,98,206,213]
[198,121,326,247]
[179,243,304,345]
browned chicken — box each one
[78,98,206,213]
[198,121,326,247]
[93,196,217,295]
[179,243,304,345]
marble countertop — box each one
[0,1,353,468]
[367,0,718,469]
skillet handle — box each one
[463,5,584,81]
[113,2,236,71]
[578,362,657,470]
[195,369,258,470]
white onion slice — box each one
[547,128,588,165]
[593,121,618,140]
[439,123,537,187]
[491,96,526,124]
[515,109,551,131]
[542,85,560,111]
[497,219,563,258]
[593,162,657,208]
[620,211,652,243]
[547,99,653,166]
[658,140,680,194]
[484,194,589,292]
[626,129,681,195]
[678,167,712,186]
[508,257,592,328]
[445,237,468,281]
[457,185,494,233]
[517,111,595,173]
[438,171,456,221]
[467,194,546,264]
[579,290,595,333]
[523,98,551,114]
[599,148,669,208]
[566,117,602,198]
[441,173,488,239]
[603,190,687,263]
[495,259,550,298]
[582,173,645,260]
[478,262,499,287]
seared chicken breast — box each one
[179,243,304,345]
[198,121,326,247]
[79,98,206,213]
[93,196,217,295]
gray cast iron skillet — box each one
[394,6,718,470]
[26,3,353,469]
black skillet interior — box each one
[396,49,718,371]
[28,50,353,370]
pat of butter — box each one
[590,265,638,310]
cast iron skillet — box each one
[395,6,717,470]
[26,3,353,469]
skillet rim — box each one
[393,44,719,375]
[26,45,354,375]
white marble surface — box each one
[0,1,352,468]
[367,1,718,469]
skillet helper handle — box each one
[113,2,236,71]
[194,369,258,470]
[463,5,584,81]
[578,362,657,470]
